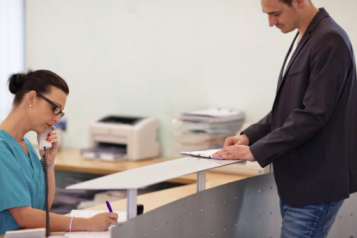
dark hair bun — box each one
[8,73,27,94]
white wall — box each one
[25,0,356,157]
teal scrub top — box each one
[0,130,45,235]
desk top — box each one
[56,149,245,184]
[67,157,242,190]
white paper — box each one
[64,231,110,238]
[4,228,45,238]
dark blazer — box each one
[243,8,357,206]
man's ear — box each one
[293,0,306,8]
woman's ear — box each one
[26,90,37,107]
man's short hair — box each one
[279,0,293,6]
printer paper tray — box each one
[81,147,126,161]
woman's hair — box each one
[8,69,69,106]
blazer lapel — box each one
[277,33,310,93]
[276,32,299,92]
[276,8,330,94]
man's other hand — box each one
[224,134,250,147]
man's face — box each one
[261,0,299,33]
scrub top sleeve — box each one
[0,149,32,212]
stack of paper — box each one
[173,108,245,157]
[180,108,244,123]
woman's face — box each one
[28,86,67,134]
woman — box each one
[0,70,118,234]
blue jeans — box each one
[279,198,344,238]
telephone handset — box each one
[39,127,52,150]
[39,127,52,237]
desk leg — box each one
[127,189,137,220]
[197,171,206,192]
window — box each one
[0,0,25,121]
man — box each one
[214,0,357,237]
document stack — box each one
[173,108,245,158]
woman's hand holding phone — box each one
[38,126,59,164]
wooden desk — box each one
[55,149,247,184]
[56,149,167,175]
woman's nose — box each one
[53,116,61,124]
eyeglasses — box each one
[37,93,65,119]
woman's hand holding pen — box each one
[213,134,255,161]
[87,213,119,231]
[38,126,59,164]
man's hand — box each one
[213,144,255,161]
[214,134,254,161]
[224,134,249,147]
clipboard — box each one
[180,149,223,160]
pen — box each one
[106,200,113,213]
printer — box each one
[82,116,160,161]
